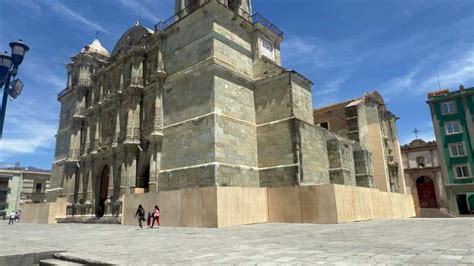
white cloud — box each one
[46,0,110,34]
[0,103,57,162]
[382,45,474,98]
[117,0,170,23]
[282,35,363,71]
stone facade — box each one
[314,92,406,194]
[50,0,375,218]
[401,139,447,211]
[0,169,50,215]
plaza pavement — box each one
[0,218,474,265]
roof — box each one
[427,86,474,102]
[401,139,437,150]
[111,24,154,57]
[314,91,385,113]
[81,39,110,57]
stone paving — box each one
[1,218,474,265]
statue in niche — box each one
[102,111,115,145]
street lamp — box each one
[0,39,29,139]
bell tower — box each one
[175,0,252,15]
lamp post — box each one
[0,39,29,140]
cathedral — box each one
[49,0,406,221]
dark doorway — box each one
[97,165,109,218]
[416,176,438,208]
[142,166,150,193]
[456,194,470,215]
[469,195,474,212]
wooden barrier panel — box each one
[267,185,415,225]
[20,197,67,224]
[20,185,415,227]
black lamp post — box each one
[0,39,29,140]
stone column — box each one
[133,95,141,141]
[129,150,138,194]
[86,168,94,203]
[108,161,114,199]
[149,142,162,192]
[113,104,121,146]
[120,160,128,196]
[94,115,101,150]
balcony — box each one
[155,0,211,31]
[252,13,283,37]
[130,76,144,88]
[73,107,86,119]
[67,149,81,162]
[76,78,91,88]
[155,0,283,38]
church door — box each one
[97,166,109,217]
[416,176,438,208]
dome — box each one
[111,25,154,57]
[81,39,110,57]
[408,139,427,146]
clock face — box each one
[260,37,275,61]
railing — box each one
[216,0,252,22]
[252,13,284,37]
[155,0,211,31]
[155,1,283,38]
[58,87,70,99]
[77,78,91,87]
[131,76,144,87]
[73,107,86,118]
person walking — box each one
[135,204,145,230]
[151,205,160,228]
[15,210,20,223]
[8,211,16,225]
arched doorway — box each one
[416,176,438,208]
[97,165,109,218]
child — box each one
[146,212,152,228]
[151,205,160,228]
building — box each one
[313,92,406,194]
[401,139,448,214]
[49,0,381,219]
[0,169,51,215]
[427,85,474,215]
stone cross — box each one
[413,128,420,139]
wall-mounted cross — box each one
[413,128,420,139]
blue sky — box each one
[0,0,473,170]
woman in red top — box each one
[151,205,160,228]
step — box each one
[39,258,84,266]
[56,216,121,224]
[419,208,455,218]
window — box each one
[449,143,466,157]
[0,191,7,202]
[319,122,329,130]
[35,183,42,193]
[416,156,425,168]
[441,101,457,115]
[454,165,470,179]
[445,121,462,135]
[260,37,275,61]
